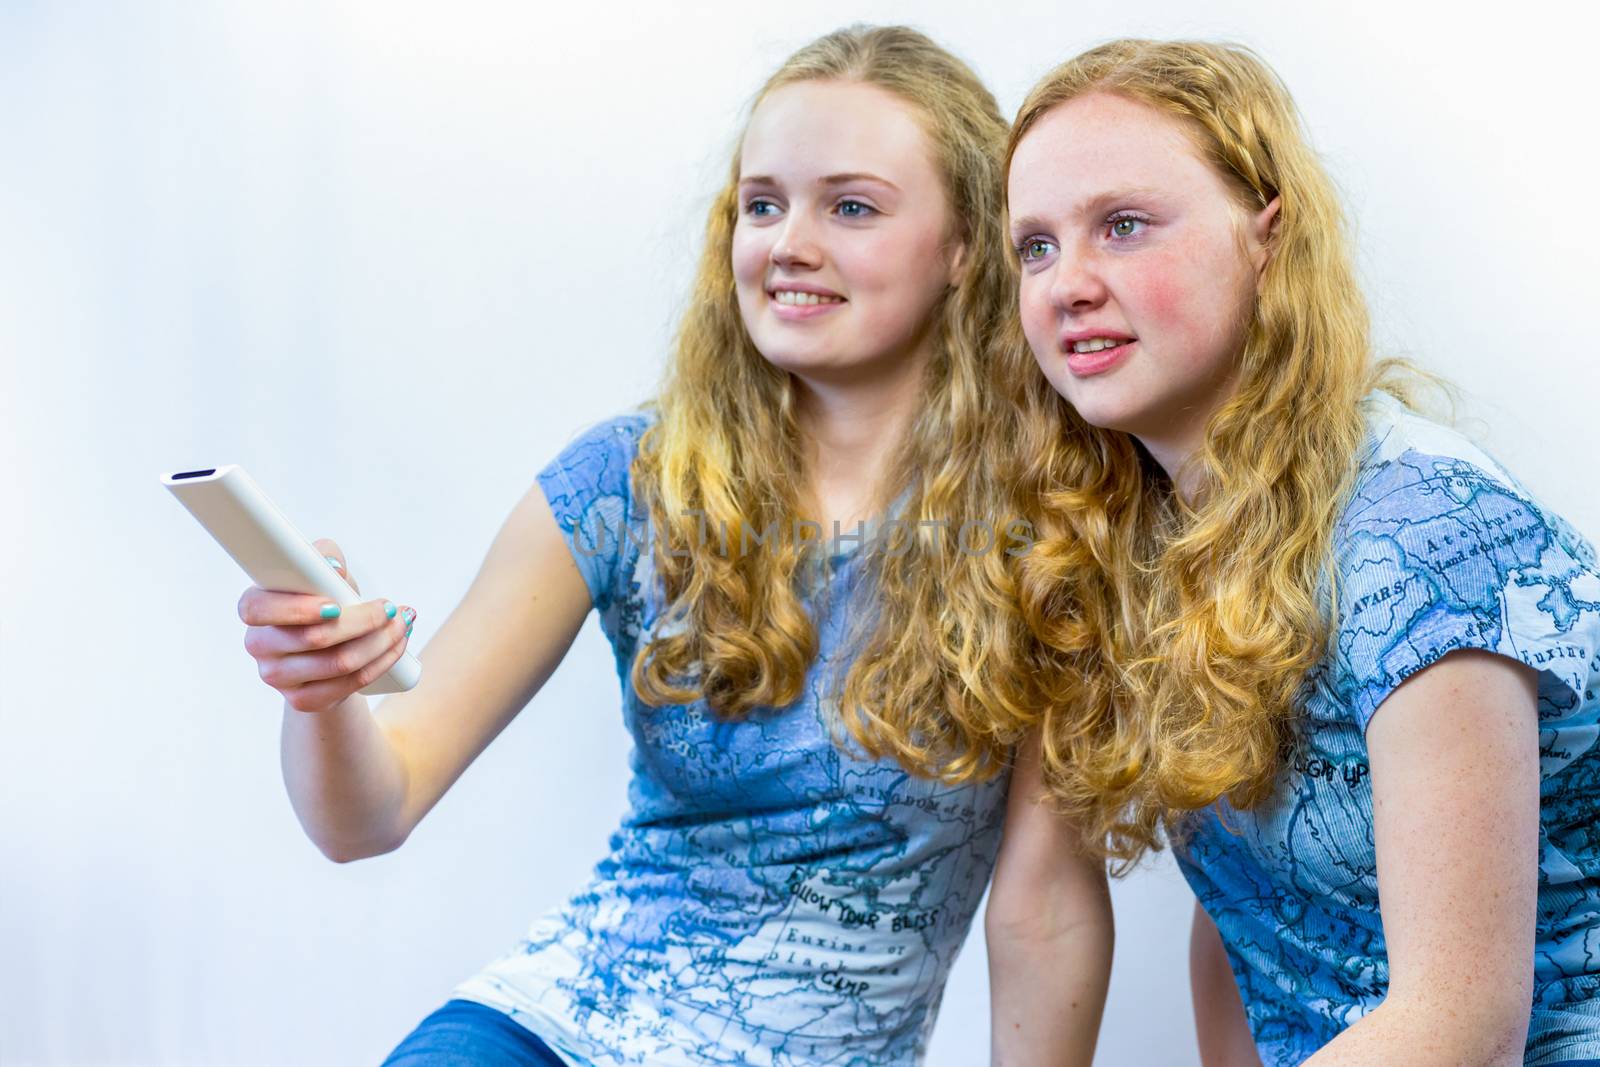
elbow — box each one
[289,793,414,864]
[314,828,409,864]
[319,844,375,865]
[1473,1004,1531,1067]
[1375,988,1529,1066]
[1456,988,1532,1062]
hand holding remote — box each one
[238,541,417,713]
[161,464,422,705]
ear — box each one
[1250,195,1281,278]
[946,239,968,288]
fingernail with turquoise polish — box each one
[384,601,397,619]
[405,624,413,638]
[402,607,416,625]
[325,556,342,570]
[320,604,341,619]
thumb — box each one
[312,537,361,595]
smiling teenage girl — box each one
[235,25,1022,1067]
[987,39,1600,1067]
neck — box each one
[793,351,928,528]
[1137,429,1206,502]
[1132,365,1242,503]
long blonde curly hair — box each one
[996,39,1413,865]
[629,25,1026,783]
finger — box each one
[280,622,412,711]
[238,586,346,628]
[245,597,402,658]
[312,537,360,594]
[261,607,406,688]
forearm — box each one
[1301,998,1525,1067]
[280,692,411,862]
[1313,651,1539,1067]
[988,914,1113,1066]
[1190,903,1261,1067]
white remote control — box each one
[161,464,421,695]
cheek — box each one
[1115,253,1185,330]
[729,227,768,287]
[846,225,947,301]
[1133,275,1185,327]
[1121,249,1241,363]
[1018,276,1056,355]
[830,232,897,295]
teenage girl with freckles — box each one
[232,25,1028,1067]
[983,39,1600,1067]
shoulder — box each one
[544,411,654,483]
[1328,392,1600,726]
[534,411,657,614]
[538,411,655,511]
[1331,391,1580,572]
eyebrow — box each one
[739,172,902,193]
[1008,213,1052,241]
[1009,185,1167,238]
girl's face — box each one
[1007,92,1277,470]
[732,80,965,384]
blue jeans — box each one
[382,999,568,1066]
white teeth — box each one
[772,290,843,306]
[1072,337,1126,353]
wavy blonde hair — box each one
[996,40,1414,865]
[629,25,1025,782]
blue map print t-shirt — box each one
[1175,391,1600,1066]
[452,414,1009,1066]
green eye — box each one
[1020,239,1056,261]
[1110,217,1144,238]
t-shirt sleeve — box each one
[536,414,650,613]
[1331,448,1600,732]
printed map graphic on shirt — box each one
[1335,452,1594,724]
[453,414,1008,1067]
[1176,393,1600,1067]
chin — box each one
[755,342,834,375]
[752,335,884,379]
[1055,384,1146,437]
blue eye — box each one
[746,199,780,217]
[1017,238,1057,262]
[836,199,876,218]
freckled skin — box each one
[1007,92,1275,475]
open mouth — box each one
[1064,337,1136,376]
[1067,336,1133,355]
[770,289,845,307]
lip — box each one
[767,280,847,321]
[1059,328,1135,345]
[1063,338,1137,378]
[768,280,843,298]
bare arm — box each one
[986,731,1114,1067]
[250,483,592,861]
[1300,649,1539,1066]
[1191,900,1262,1067]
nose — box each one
[771,210,822,271]
[1048,248,1108,314]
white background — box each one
[3,1,1597,1064]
